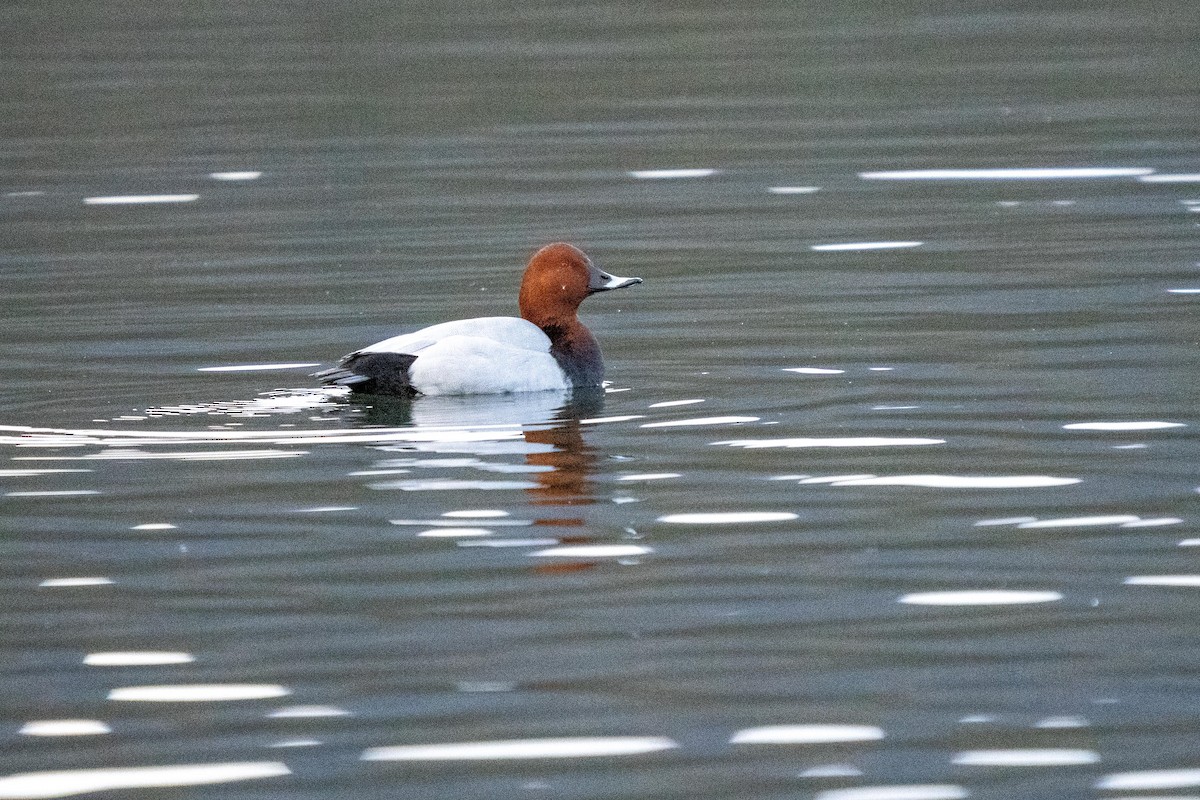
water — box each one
[2,1,1199,798]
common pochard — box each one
[315,243,642,396]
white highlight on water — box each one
[618,473,681,481]
[628,168,718,179]
[729,724,885,744]
[899,590,1063,606]
[1095,767,1200,790]
[659,511,798,524]
[974,516,1038,527]
[108,684,291,702]
[361,735,679,761]
[814,785,968,800]
[459,539,558,548]
[641,416,759,428]
[0,762,290,799]
[372,479,538,491]
[19,720,112,737]
[952,749,1100,766]
[39,577,113,587]
[1119,517,1183,527]
[784,367,845,374]
[717,437,944,449]
[811,241,923,251]
[648,399,705,408]
[1063,421,1185,430]
[1035,716,1090,728]
[416,528,493,538]
[769,185,820,194]
[131,523,177,530]
[442,509,509,518]
[83,194,199,205]
[391,518,531,527]
[197,363,320,372]
[85,652,194,666]
[830,475,1080,488]
[1138,173,1200,182]
[267,705,350,718]
[1018,515,1140,528]
[1124,575,1200,587]
[860,167,1154,180]
[209,171,262,180]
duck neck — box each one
[538,319,605,387]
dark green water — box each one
[2,2,1198,798]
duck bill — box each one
[587,265,644,293]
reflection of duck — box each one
[524,388,606,508]
[315,244,641,396]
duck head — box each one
[518,243,642,327]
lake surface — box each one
[2,2,1198,798]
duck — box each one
[314,243,642,396]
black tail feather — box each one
[314,352,419,396]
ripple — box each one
[859,167,1153,180]
[899,590,1063,606]
[1063,421,1185,430]
[1096,767,1200,790]
[361,735,679,761]
[814,785,968,800]
[641,416,759,428]
[19,720,111,737]
[659,512,798,524]
[730,724,885,744]
[0,762,290,798]
[952,749,1100,766]
[85,652,194,666]
[716,437,944,449]
[108,684,291,702]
